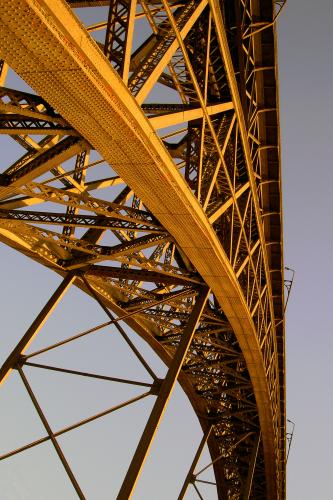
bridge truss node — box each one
[0,0,285,498]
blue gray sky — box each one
[279,1,333,498]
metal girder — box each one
[0,137,88,194]
[0,87,69,122]
[0,115,76,135]
[0,176,124,209]
[0,209,164,232]
[117,286,210,499]
[85,265,202,286]
[104,0,137,84]
[15,183,158,225]
[0,1,284,498]
[0,217,170,268]
[129,0,208,103]
[148,101,234,129]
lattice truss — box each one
[0,1,285,499]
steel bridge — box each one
[0,1,285,498]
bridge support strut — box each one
[117,286,210,499]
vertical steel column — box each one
[104,0,137,84]
[0,274,74,385]
[117,286,210,499]
[242,432,261,500]
[122,0,137,85]
[178,424,213,499]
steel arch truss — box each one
[0,0,284,498]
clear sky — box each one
[279,0,333,498]
[1,1,332,498]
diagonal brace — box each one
[178,424,213,499]
[0,274,74,385]
[117,286,210,499]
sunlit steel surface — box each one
[0,1,285,498]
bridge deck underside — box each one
[0,0,284,498]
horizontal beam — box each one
[0,176,124,210]
[86,265,202,286]
[149,102,233,129]
[0,209,163,232]
[0,136,87,193]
